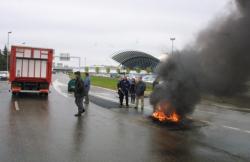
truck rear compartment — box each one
[16,58,48,78]
[9,46,53,95]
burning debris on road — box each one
[151,0,250,122]
[152,100,180,122]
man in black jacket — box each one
[74,71,85,117]
[134,76,146,110]
[117,76,130,107]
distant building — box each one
[74,65,120,74]
[112,51,160,69]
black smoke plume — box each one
[150,0,250,118]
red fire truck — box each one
[9,46,54,95]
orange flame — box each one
[152,101,180,122]
[152,110,180,122]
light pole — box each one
[170,37,175,55]
[7,31,12,72]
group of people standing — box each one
[73,72,147,117]
[117,76,146,110]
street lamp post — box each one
[7,31,12,72]
[170,37,175,55]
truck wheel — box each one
[40,93,48,98]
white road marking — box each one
[203,102,250,112]
[14,101,20,111]
[53,79,68,98]
[244,130,250,134]
[53,79,119,101]
[222,125,241,131]
[196,110,217,115]
[53,79,67,86]
[199,120,250,134]
[222,125,250,134]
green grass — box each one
[68,72,152,94]
[91,76,119,90]
[91,76,153,93]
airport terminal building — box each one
[112,51,160,69]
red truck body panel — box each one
[9,45,54,94]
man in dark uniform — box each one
[117,77,123,107]
[117,76,130,107]
[74,71,85,117]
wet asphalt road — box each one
[0,73,250,162]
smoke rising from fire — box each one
[150,0,250,117]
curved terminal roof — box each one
[112,51,160,69]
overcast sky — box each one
[0,0,231,66]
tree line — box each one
[0,46,8,71]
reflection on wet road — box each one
[0,74,250,162]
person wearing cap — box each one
[74,71,85,117]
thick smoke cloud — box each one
[150,0,250,118]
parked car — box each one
[110,73,120,78]
[142,74,157,83]
[127,73,141,80]
[68,79,76,92]
[0,71,9,80]
[52,70,56,74]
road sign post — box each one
[54,53,81,71]
[59,53,70,61]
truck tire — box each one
[40,93,48,99]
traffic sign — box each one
[60,53,70,61]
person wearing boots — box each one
[74,71,85,117]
